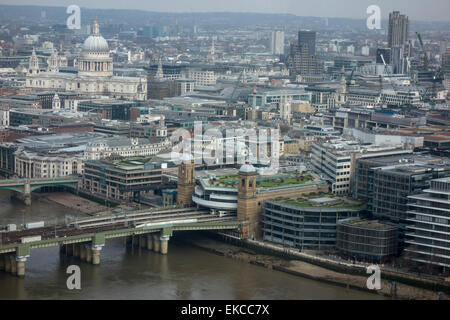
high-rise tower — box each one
[298,30,316,56]
[388,11,409,48]
[388,11,410,74]
[270,31,285,55]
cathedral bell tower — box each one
[47,50,59,73]
[29,47,40,75]
[176,154,195,208]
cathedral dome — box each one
[78,17,113,77]
[82,35,109,53]
[81,17,109,53]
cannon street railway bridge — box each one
[0,207,246,277]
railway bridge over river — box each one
[0,207,247,277]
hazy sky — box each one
[2,0,450,21]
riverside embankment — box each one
[176,232,449,300]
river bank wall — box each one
[175,231,449,300]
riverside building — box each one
[263,195,365,249]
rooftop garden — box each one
[256,174,314,188]
[212,173,315,188]
[274,192,366,209]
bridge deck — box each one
[0,208,241,249]
[0,177,78,186]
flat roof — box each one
[339,218,397,230]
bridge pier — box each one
[125,236,132,247]
[67,244,74,256]
[4,254,11,273]
[152,234,161,253]
[9,255,17,276]
[140,236,147,249]
[24,194,31,206]
[73,244,80,258]
[146,234,153,251]
[86,245,92,263]
[24,182,31,206]
[16,256,27,277]
[160,235,170,255]
[132,236,140,247]
[0,254,5,272]
[80,245,87,261]
[91,246,102,265]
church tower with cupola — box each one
[237,163,260,239]
[177,154,196,208]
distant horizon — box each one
[0,1,449,23]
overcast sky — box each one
[2,0,450,21]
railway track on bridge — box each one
[0,207,238,246]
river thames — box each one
[0,191,384,300]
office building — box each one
[82,158,175,201]
[354,154,450,244]
[77,99,145,121]
[263,195,365,249]
[337,218,399,263]
[298,31,316,56]
[188,69,216,86]
[405,177,450,270]
[270,31,285,55]
[311,138,411,195]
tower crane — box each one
[416,32,429,72]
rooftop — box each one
[90,156,172,171]
[210,172,317,189]
[339,218,397,230]
[271,193,366,210]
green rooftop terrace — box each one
[273,193,366,210]
[213,173,315,188]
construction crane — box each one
[227,69,247,106]
[379,54,392,106]
[379,54,413,109]
[347,68,355,86]
[424,67,445,107]
[416,32,429,72]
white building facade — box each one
[84,138,170,160]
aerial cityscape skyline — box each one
[0,1,449,305]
